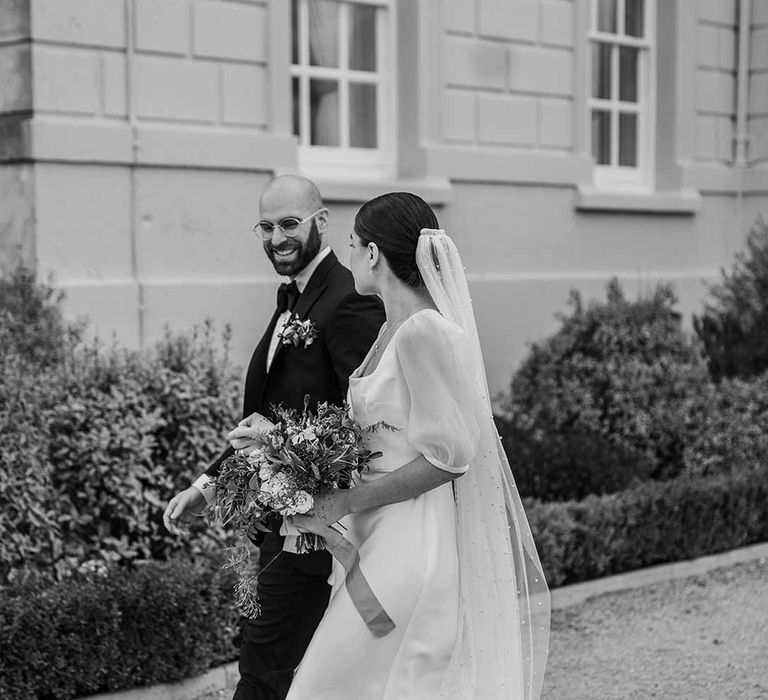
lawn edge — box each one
[79,661,239,700]
[550,540,768,610]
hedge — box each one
[528,464,768,587]
[1,469,766,698]
[499,279,712,500]
[0,558,239,700]
[496,416,655,502]
[1,321,241,581]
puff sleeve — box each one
[395,311,480,474]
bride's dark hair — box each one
[354,192,439,288]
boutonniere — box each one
[278,313,318,349]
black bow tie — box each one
[276,281,299,313]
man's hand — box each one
[163,486,207,535]
[248,520,272,536]
[228,412,276,452]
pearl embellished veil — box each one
[416,229,550,699]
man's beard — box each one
[263,220,322,277]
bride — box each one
[285,192,549,699]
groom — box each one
[163,174,384,699]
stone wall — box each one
[750,0,768,165]
[441,0,575,152]
[1,0,767,394]
[694,0,737,163]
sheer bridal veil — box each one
[416,229,550,700]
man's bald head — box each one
[259,174,323,215]
[257,174,328,278]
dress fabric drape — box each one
[287,230,550,700]
[286,310,478,700]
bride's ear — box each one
[368,242,380,273]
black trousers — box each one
[233,533,331,700]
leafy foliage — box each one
[0,265,83,367]
[499,278,710,499]
[496,416,654,502]
[0,269,242,581]
[528,464,768,587]
[694,217,768,381]
[0,558,239,700]
[681,371,768,477]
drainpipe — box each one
[734,0,751,167]
[124,0,146,347]
[734,0,751,237]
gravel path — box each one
[542,558,768,699]
[196,557,768,700]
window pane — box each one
[596,0,617,33]
[291,0,299,65]
[292,76,301,139]
[625,0,644,37]
[349,4,376,72]
[308,0,339,68]
[349,83,377,148]
[619,47,638,102]
[619,112,638,166]
[592,110,611,165]
[310,79,339,146]
[592,43,612,99]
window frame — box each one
[290,0,397,181]
[587,0,656,192]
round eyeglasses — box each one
[253,208,327,240]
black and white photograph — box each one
[1,0,767,698]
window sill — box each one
[309,175,453,207]
[574,185,702,215]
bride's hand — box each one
[310,489,350,527]
[227,412,275,452]
[290,514,337,540]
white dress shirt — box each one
[193,246,332,503]
[266,246,331,371]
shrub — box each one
[144,325,244,490]
[0,266,83,367]
[528,465,768,587]
[0,353,66,577]
[499,278,710,500]
[681,371,768,477]
[496,416,654,502]
[0,269,242,580]
[694,216,768,381]
[0,558,239,700]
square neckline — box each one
[350,308,439,382]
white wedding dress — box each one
[286,309,479,700]
[288,229,549,699]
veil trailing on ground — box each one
[416,229,550,700]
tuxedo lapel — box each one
[253,307,283,410]
[292,283,325,321]
[268,252,339,370]
[294,251,338,319]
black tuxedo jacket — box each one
[205,251,384,571]
[243,250,384,421]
